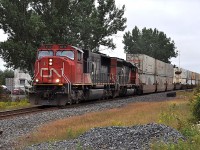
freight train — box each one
[29,44,200,106]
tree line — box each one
[0,0,177,76]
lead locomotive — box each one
[29,44,138,106]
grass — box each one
[151,126,200,150]
[0,99,30,111]
[151,90,200,150]
[18,91,193,148]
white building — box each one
[14,68,32,91]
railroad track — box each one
[0,106,57,120]
[0,90,191,120]
[0,97,135,120]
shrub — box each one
[192,95,200,122]
[0,98,30,110]
[194,85,200,95]
[0,85,3,99]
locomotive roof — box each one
[114,57,137,68]
[82,49,110,58]
[71,46,84,53]
[38,44,84,53]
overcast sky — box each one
[104,0,200,73]
[0,0,200,72]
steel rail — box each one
[0,106,53,120]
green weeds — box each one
[0,99,30,110]
[152,89,200,149]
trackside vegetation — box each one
[17,89,200,149]
[152,87,200,149]
[0,99,30,111]
[191,87,200,122]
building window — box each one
[20,79,25,85]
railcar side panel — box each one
[126,54,155,74]
[156,76,167,92]
[166,77,174,91]
[156,59,166,76]
[165,63,174,77]
[139,74,156,93]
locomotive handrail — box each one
[33,62,40,81]
[91,72,130,85]
[62,62,71,93]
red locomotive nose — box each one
[34,57,74,84]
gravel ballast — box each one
[25,123,185,150]
[0,92,183,149]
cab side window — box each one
[78,51,82,61]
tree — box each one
[123,26,178,63]
[0,0,126,75]
[0,69,14,85]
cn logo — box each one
[40,68,61,77]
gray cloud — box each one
[105,0,200,73]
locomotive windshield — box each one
[38,50,53,59]
[56,50,74,60]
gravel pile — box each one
[26,123,185,150]
[78,123,185,150]
[0,92,179,149]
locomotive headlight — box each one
[35,79,39,82]
[55,79,60,83]
[49,59,53,65]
